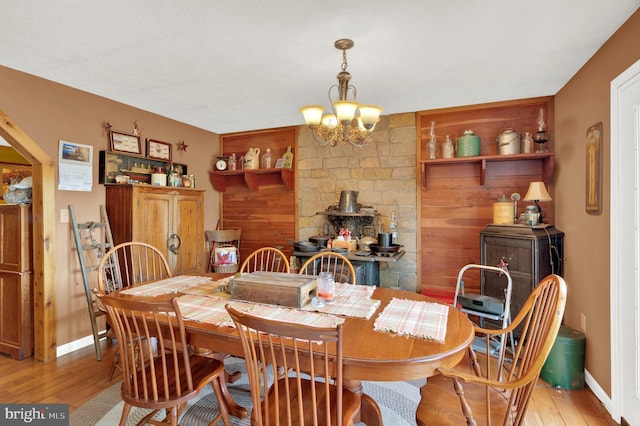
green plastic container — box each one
[540,325,585,390]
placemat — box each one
[373,297,449,343]
[334,282,376,298]
[301,294,380,319]
[119,275,213,296]
[177,294,344,329]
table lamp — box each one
[523,182,552,224]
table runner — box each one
[373,297,449,343]
[301,282,380,319]
[177,294,345,329]
[119,275,214,296]
[334,282,376,298]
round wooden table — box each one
[183,281,475,425]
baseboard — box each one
[585,368,613,417]
[56,334,97,357]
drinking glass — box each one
[317,271,335,303]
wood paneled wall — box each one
[417,97,555,294]
[218,127,297,262]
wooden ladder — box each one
[69,204,114,361]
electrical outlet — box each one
[60,208,69,223]
[580,312,587,333]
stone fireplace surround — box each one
[296,113,417,290]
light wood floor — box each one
[0,341,618,424]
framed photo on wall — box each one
[586,122,603,215]
[147,139,172,161]
[110,130,142,155]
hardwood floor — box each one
[0,341,619,424]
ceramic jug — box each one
[243,147,261,170]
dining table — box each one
[114,272,475,426]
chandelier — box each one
[300,39,383,148]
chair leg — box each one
[208,375,231,426]
[119,403,132,426]
[453,378,478,426]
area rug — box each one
[71,357,424,425]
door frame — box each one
[0,108,57,361]
[610,57,640,423]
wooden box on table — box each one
[229,272,317,308]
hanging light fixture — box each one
[300,39,383,148]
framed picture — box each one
[110,130,142,155]
[586,122,603,215]
[147,139,172,161]
[275,158,286,169]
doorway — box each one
[0,110,57,361]
[610,58,640,425]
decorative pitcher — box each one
[243,147,261,170]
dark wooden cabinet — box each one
[480,224,564,331]
[0,205,33,360]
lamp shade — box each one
[300,105,324,126]
[523,182,552,202]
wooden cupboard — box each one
[105,185,205,275]
[0,204,33,360]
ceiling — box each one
[1,1,639,135]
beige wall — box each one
[555,9,640,395]
[0,65,222,346]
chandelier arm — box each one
[310,128,330,146]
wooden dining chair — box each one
[416,274,567,426]
[239,246,290,273]
[97,241,172,380]
[299,251,357,284]
[206,229,241,272]
[97,241,172,295]
[100,295,230,426]
[225,304,360,426]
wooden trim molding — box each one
[0,108,57,362]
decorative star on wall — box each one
[177,140,188,152]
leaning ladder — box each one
[69,204,114,361]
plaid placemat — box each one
[301,282,380,319]
[373,297,449,343]
[301,295,380,319]
[334,282,376,298]
[120,275,213,296]
[177,294,345,329]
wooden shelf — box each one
[419,152,555,187]
[208,168,294,192]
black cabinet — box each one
[480,224,564,332]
